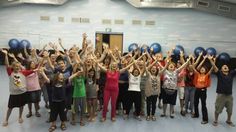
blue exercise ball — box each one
[173,45,184,56]
[206,47,217,56]
[8,39,20,49]
[218,52,230,63]
[194,47,206,57]
[141,45,150,53]
[128,43,138,52]
[19,40,31,49]
[150,43,161,54]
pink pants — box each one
[102,89,119,118]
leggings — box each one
[116,83,128,110]
[194,88,208,122]
[102,89,119,118]
[146,95,158,116]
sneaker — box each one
[146,116,150,121]
[26,112,32,118]
[201,121,208,124]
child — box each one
[1,49,35,126]
[192,55,213,124]
[209,56,236,127]
[41,71,67,131]
[25,61,42,118]
[145,59,167,121]
[69,64,86,126]
[86,68,98,122]
[161,56,191,118]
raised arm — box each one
[197,55,207,70]
[176,56,191,72]
[1,49,10,67]
[24,46,30,58]
[39,68,50,83]
[179,50,185,64]
[193,52,203,68]
[208,55,218,73]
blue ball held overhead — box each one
[19,40,31,49]
[194,47,206,57]
[150,43,161,54]
[173,45,184,56]
[206,47,217,56]
[128,43,139,52]
[141,45,150,53]
[8,39,20,49]
[218,52,230,63]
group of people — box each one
[1,34,235,131]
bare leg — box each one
[26,103,32,118]
[35,102,41,117]
[2,108,13,126]
[19,106,24,123]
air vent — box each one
[71,17,80,23]
[58,17,64,22]
[102,19,112,25]
[197,0,209,7]
[114,19,124,25]
[40,16,50,21]
[80,18,90,23]
[145,20,155,26]
[132,20,142,25]
[218,5,231,12]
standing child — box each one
[145,59,167,121]
[1,50,35,126]
[86,68,98,122]
[41,71,67,131]
[69,64,86,126]
[161,55,191,118]
[192,55,214,124]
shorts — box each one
[178,87,185,100]
[215,94,233,115]
[27,90,41,103]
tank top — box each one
[128,74,141,92]
[104,70,120,91]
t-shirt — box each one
[54,65,73,79]
[162,70,178,90]
[26,72,41,91]
[52,83,66,102]
[119,70,129,82]
[72,76,86,98]
[145,74,161,97]
[216,70,236,95]
[194,73,211,89]
[128,74,141,92]
[185,70,195,87]
[7,67,34,95]
[177,69,186,87]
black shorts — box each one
[162,89,177,105]
[8,92,28,108]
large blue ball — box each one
[141,45,150,53]
[150,43,161,54]
[194,47,206,57]
[206,47,217,56]
[218,52,230,63]
[19,40,31,49]
[173,45,184,56]
[128,43,138,52]
[8,39,20,49]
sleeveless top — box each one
[128,74,141,92]
[104,70,120,91]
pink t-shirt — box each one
[26,72,41,91]
[177,69,186,87]
[105,70,120,91]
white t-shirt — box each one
[128,74,141,92]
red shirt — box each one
[105,70,120,91]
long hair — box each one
[52,72,65,86]
[87,68,96,84]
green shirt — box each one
[72,76,86,98]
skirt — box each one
[8,92,28,108]
[162,89,178,105]
[27,90,41,103]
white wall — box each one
[0,0,236,56]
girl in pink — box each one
[97,61,135,122]
[25,61,42,118]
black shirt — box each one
[216,70,236,95]
[52,83,66,102]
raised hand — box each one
[17,53,23,58]
[8,53,16,58]
[1,49,8,54]
[180,50,184,56]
